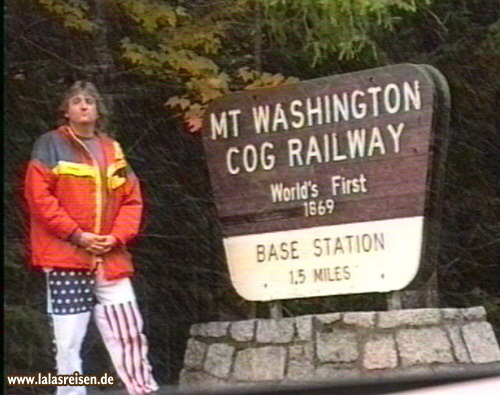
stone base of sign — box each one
[179,307,500,389]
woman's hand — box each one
[79,232,117,255]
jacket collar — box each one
[57,125,101,140]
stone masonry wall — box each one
[179,307,500,389]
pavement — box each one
[88,385,175,394]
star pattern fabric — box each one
[47,269,96,314]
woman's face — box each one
[66,91,99,127]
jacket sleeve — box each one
[25,136,82,240]
[110,166,144,245]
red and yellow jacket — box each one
[25,125,143,280]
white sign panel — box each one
[223,217,423,301]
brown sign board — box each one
[202,64,450,301]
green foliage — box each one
[238,67,300,89]
[116,0,178,33]
[112,1,242,130]
[259,0,432,63]
[31,0,429,132]
[116,0,431,130]
[37,0,94,32]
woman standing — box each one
[25,81,159,395]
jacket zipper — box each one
[67,127,105,269]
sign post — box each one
[202,64,450,303]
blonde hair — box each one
[57,81,109,132]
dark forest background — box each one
[4,0,500,393]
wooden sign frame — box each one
[202,64,450,301]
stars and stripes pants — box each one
[46,265,159,395]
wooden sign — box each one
[202,64,450,301]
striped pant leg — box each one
[93,271,158,395]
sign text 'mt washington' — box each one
[210,80,421,175]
